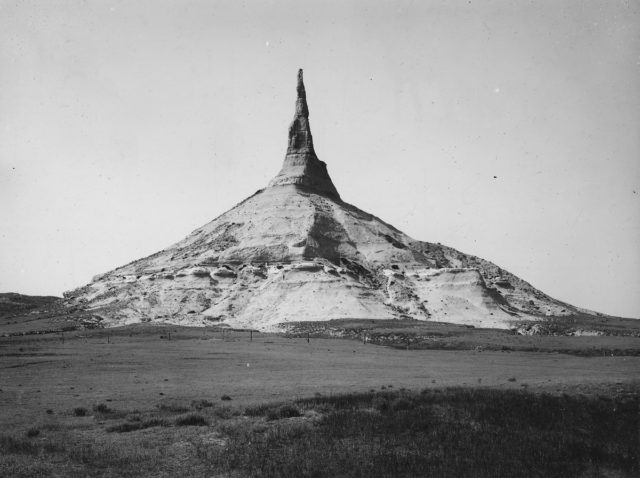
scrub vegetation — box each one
[0,388,637,477]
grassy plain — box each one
[1,324,639,476]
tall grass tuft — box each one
[174,413,208,426]
[106,418,170,433]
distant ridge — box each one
[0,293,61,317]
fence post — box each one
[250,330,253,342]
[307,332,310,344]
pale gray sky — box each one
[1,0,639,318]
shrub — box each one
[174,413,208,426]
[157,402,189,413]
[192,399,214,410]
[0,435,40,454]
[26,428,40,438]
[221,395,232,401]
[266,404,301,421]
[93,403,111,414]
[245,403,272,417]
[0,434,64,455]
[73,407,88,417]
[106,422,143,433]
[372,396,390,412]
[106,418,169,433]
[214,406,238,419]
[390,397,413,411]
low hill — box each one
[0,292,61,318]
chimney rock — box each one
[268,69,340,200]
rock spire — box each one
[268,69,340,200]
[287,69,314,155]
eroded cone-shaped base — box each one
[64,184,578,331]
[268,152,340,199]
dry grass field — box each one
[1,324,639,476]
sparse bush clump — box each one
[390,397,413,411]
[244,403,272,417]
[1,434,63,455]
[67,439,160,468]
[93,403,111,414]
[174,413,208,426]
[372,396,389,412]
[244,402,302,420]
[106,418,170,433]
[157,402,189,413]
[192,399,214,410]
[266,404,301,421]
[106,422,143,433]
[1,435,40,454]
[214,406,239,419]
[73,407,88,417]
[221,394,232,401]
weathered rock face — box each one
[64,70,586,331]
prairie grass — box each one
[245,402,302,420]
[157,401,190,413]
[209,388,639,478]
[266,404,301,421]
[0,434,64,455]
[191,399,214,410]
[67,439,163,471]
[106,418,170,433]
[174,413,208,426]
[1,388,637,477]
[213,405,240,419]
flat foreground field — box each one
[1,326,638,477]
[2,327,639,414]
